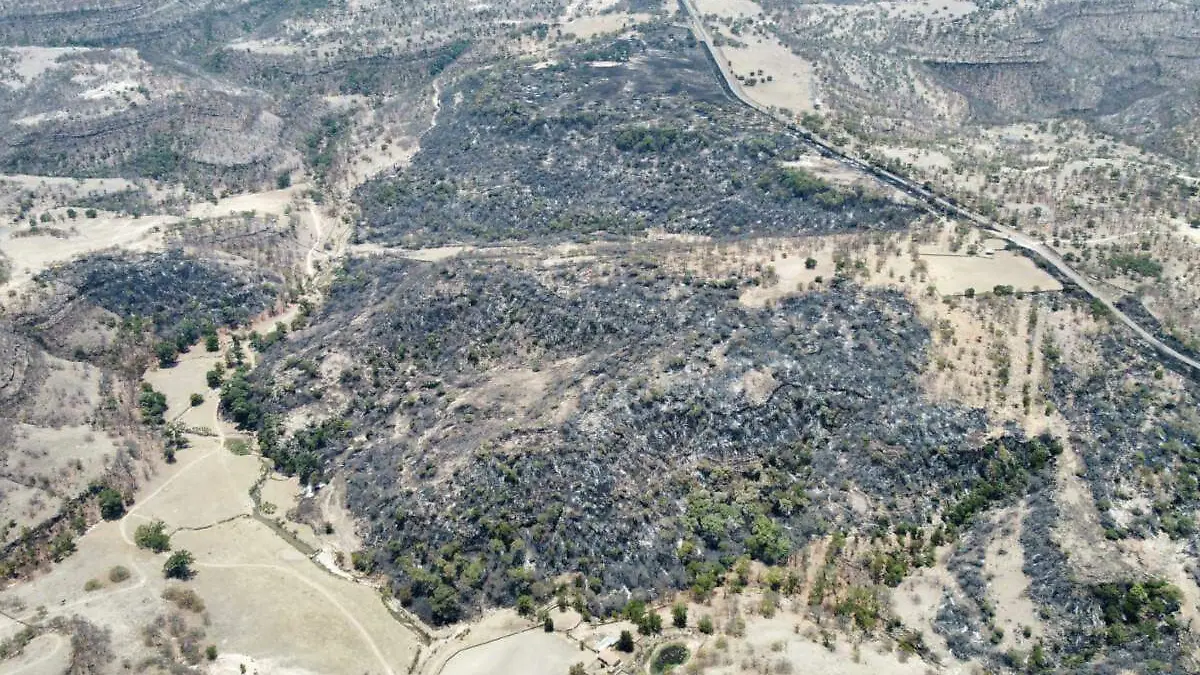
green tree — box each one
[672,602,687,628]
[517,594,535,616]
[746,515,791,564]
[190,393,204,407]
[206,364,224,389]
[134,520,171,552]
[616,629,634,652]
[429,584,462,625]
[138,384,169,425]
[543,615,555,632]
[623,599,646,623]
[638,611,663,635]
[805,257,817,269]
[98,487,125,520]
[698,615,714,634]
[155,341,179,368]
[163,550,195,580]
[204,333,220,352]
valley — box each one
[1,0,1199,673]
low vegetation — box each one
[134,520,171,553]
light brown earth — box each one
[438,630,581,675]
[983,506,1047,650]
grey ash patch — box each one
[39,248,281,337]
[243,255,1007,625]
[355,26,917,246]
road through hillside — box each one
[677,0,1200,375]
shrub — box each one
[50,532,75,561]
[517,595,535,616]
[108,566,131,583]
[206,365,224,389]
[163,550,196,580]
[163,586,206,612]
[1092,579,1182,641]
[835,586,881,631]
[138,384,169,425]
[698,615,714,634]
[672,602,687,628]
[84,579,102,592]
[98,487,125,520]
[638,611,663,635]
[134,520,171,552]
[190,393,204,407]
[1106,252,1162,278]
[205,645,218,661]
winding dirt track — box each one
[0,633,66,675]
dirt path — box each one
[426,78,442,136]
[118,446,223,547]
[117,339,403,675]
[196,560,397,675]
[306,203,324,278]
[0,633,66,675]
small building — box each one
[597,648,625,668]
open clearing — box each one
[185,186,302,220]
[177,517,418,675]
[143,348,224,429]
[130,438,259,530]
[0,212,168,287]
[720,39,815,115]
[0,632,69,675]
[921,249,1061,295]
[983,506,1046,650]
[692,0,814,114]
[439,630,580,675]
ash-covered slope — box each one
[0,0,474,192]
[784,0,1200,165]
[237,255,1023,622]
[356,26,917,245]
[922,0,1200,163]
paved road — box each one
[678,0,1200,375]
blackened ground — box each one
[243,254,1029,625]
[355,25,917,246]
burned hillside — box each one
[225,254,1091,630]
[355,27,917,246]
[33,249,281,367]
[1046,327,1200,543]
